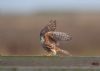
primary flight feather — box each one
[40,20,72,56]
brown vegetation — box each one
[0,12,100,56]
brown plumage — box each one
[40,20,72,56]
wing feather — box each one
[40,20,56,36]
[51,32,72,41]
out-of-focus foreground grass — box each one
[0,56,100,70]
[0,68,100,71]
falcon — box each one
[40,20,72,56]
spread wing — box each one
[40,20,56,36]
[51,32,72,41]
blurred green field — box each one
[0,56,100,71]
[0,56,100,68]
[0,68,100,71]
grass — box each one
[0,56,100,67]
[0,68,100,71]
[0,56,100,71]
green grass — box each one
[0,56,100,69]
[0,68,100,71]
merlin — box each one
[40,20,72,56]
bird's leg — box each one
[44,49,57,56]
[50,49,57,56]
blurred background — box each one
[0,0,100,56]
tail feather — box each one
[57,48,72,56]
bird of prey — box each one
[40,20,72,56]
